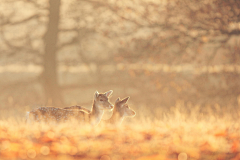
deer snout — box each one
[127,110,136,117]
[107,104,113,111]
[109,104,114,110]
[131,110,136,116]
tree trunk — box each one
[42,0,63,107]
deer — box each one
[26,90,114,126]
[64,96,136,126]
[104,97,136,126]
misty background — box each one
[0,0,240,120]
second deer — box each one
[104,97,136,126]
[26,90,113,126]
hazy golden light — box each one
[40,146,50,155]
[27,149,36,159]
[100,155,111,160]
[178,152,188,160]
[0,0,240,159]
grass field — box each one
[0,108,239,160]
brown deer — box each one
[64,96,136,126]
[26,90,113,126]
[104,97,136,126]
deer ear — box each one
[115,97,120,103]
[121,96,130,104]
[94,91,99,100]
[105,90,113,97]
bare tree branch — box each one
[0,14,40,26]
[57,36,78,50]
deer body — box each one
[63,105,90,114]
[26,90,113,126]
[27,107,90,123]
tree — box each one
[0,0,64,106]
[43,0,63,106]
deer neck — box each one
[108,110,124,125]
[89,101,104,126]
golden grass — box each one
[0,108,239,160]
